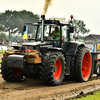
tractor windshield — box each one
[37,25,50,40]
[36,25,69,41]
[23,24,69,43]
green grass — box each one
[71,91,100,100]
[0,51,5,62]
[0,50,6,53]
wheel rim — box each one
[82,52,91,79]
[14,69,21,76]
[54,59,62,80]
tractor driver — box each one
[49,26,60,47]
[50,26,60,40]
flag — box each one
[23,26,28,40]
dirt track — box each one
[0,53,100,100]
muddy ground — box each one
[0,53,100,100]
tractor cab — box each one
[23,15,74,48]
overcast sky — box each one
[0,0,100,34]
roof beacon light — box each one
[70,15,73,23]
[70,15,73,18]
[41,14,45,20]
[41,14,43,17]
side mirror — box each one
[69,27,74,33]
[23,26,26,32]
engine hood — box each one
[22,41,50,46]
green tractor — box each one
[1,15,98,86]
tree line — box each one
[0,10,40,42]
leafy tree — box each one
[0,25,5,31]
[0,10,40,35]
[71,19,90,36]
[8,34,23,42]
[0,33,7,41]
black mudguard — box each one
[63,41,85,56]
[7,55,25,69]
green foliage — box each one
[0,33,7,41]
[0,59,2,62]
[0,10,40,35]
[10,34,23,42]
[0,25,5,31]
[72,19,90,36]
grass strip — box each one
[71,90,100,100]
[0,50,6,53]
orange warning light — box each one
[70,15,73,18]
[41,14,44,17]
[41,14,45,19]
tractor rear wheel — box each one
[1,59,23,82]
[40,51,65,86]
[95,61,100,76]
[75,47,91,82]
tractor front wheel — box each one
[40,51,65,86]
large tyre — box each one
[75,47,92,82]
[94,61,100,76]
[1,59,23,82]
[40,51,65,86]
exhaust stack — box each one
[41,14,45,42]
